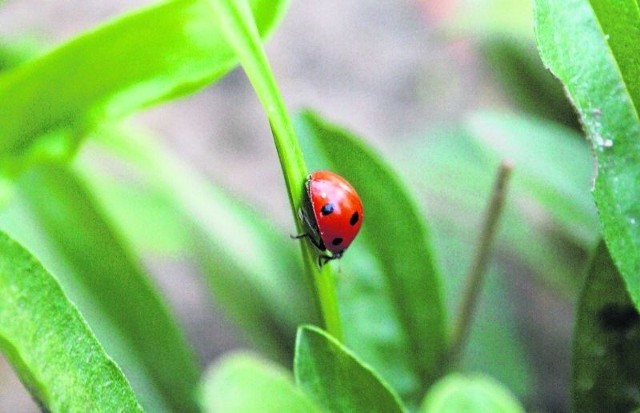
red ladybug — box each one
[293,170,364,265]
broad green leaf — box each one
[534,0,640,307]
[0,230,142,412]
[294,111,447,403]
[200,352,324,413]
[78,123,318,364]
[294,326,405,413]
[0,0,289,169]
[573,241,640,412]
[0,163,200,412]
[419,373,524,413]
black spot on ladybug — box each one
[598,304,640,332]
[321,203,335,216]
[332,237,343,246]
[350,211,359,226]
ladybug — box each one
[293,170,364,265]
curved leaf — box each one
[294,111,447,403]
[419,373,524,413]
[294,326,405,413]
[534,0,640,307]
[0,163,199,412]
[573,241,640,412]
[0,0,289,168]
[0,230,142,412]
[200,352,324,413]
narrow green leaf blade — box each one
[0,0,289,164]
[200,352,324,413]
[0,230,142,412]
[294,111,447,403]
[3,163,199,412]
[573,241,640,412]
[294,326,405,413]
[419,373,525,413]
[534,0,640,306]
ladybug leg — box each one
[318,254,333,267]
[318,250,344,267]
[291,232,325,251]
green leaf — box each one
[294,325,405,413]
[0,0,289,169]
[0,163,200,412]
[200,352,324,413]
[418,373,525,413]
[573,241,640,412]
[534,0,640,307]
[0,229,142,412]
[294,111,447,403]
[80,123,318,364]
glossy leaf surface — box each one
[0,230,142,412]
[535,0,640,308]
[295,326,405,413]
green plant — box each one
[0,0,638,412]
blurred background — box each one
[0,0,591,411]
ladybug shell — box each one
[301,170,364,255]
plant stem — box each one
[448,160,514,366]
[210,0,343,341]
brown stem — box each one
[447,159,514,366]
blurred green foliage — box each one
[0,0,638,412]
